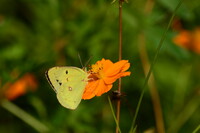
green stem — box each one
[129,0,184,132]
[193,124,200,133]
[1,100,49,132]
[108,97,122,133]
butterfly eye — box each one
[66,70,68,74]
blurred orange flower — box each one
[82,58,131,100]
[4,73,38,100]
[173,27,200,54]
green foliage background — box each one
[0,0,200,133]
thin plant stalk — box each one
[129,0,184,132]
[116,0,123,133]
[138,34,165,133]
[108,97,122,133]
[138,0,165,132]
[192,124,200,133]
[1,100,49,132]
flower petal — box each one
[82,81,98,99]
[104,71,131,84]
[5,81,27,100]
[103,75,120,84]
[121,62,130,72]
[96,80,108,96]
[102,59,113,71]
[173,30,191,49]
[103,84,113,94]
[105,60,129,76]
[193,28,200,54]
[121,71,131,77]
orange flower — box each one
[173,27,200,54]
[4,73,38,100]
[82,58,131,100]
[173,30,191,49]
[192,28,200,54]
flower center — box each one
[89,63,105,79]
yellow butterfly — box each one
[45,67,88,110]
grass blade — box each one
[193,124,200,133]
[1,100,49,132]
[108,96,122,133]
[129,0,184,132]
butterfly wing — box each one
[45,67,88,109]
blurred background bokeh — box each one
[0,0,200,133]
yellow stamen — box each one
[90,63,105,79]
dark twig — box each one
[116,0,123,133]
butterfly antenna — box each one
[84,55,93,68]
[78,53,84,68]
